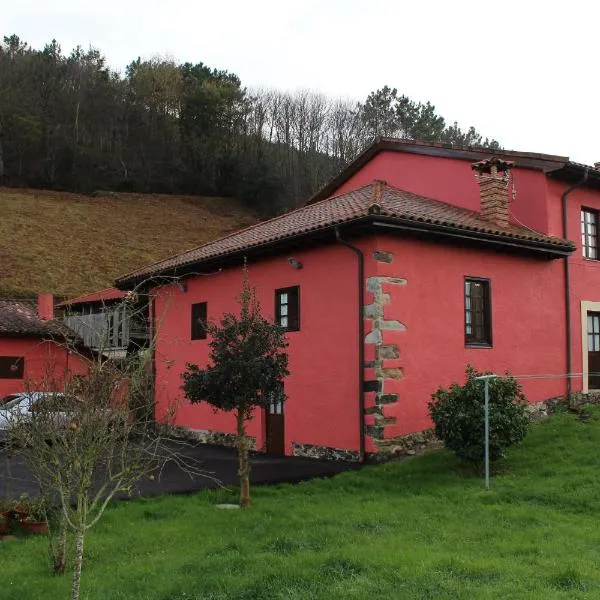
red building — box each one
[116,139,600,461]
[0,294,89,397]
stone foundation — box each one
[365,392,600,462]
[368,428,442,462]
[159,425,257,449]
[527,390,600,422]
[292,442,361,463]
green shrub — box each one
[428,365,529,463]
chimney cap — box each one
[471,156,514,175]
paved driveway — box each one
[0,442,359,499]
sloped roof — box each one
[116,181,574,287]
[308,137,600,204]
[0,299,73,339]
[57,287,128,308]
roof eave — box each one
[116,216,573,289]
[547,163,600,189]
[0,330,69,340]
[115,218,373,290]
[370,217,574,258]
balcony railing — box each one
[64,306,147,352]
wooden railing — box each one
[64,308,130,351]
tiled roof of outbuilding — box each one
[116,181,574,287]
[0,299,72,339]
[56,287,128,308]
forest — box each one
[0,34,499,214]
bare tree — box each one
[5,297,208,600]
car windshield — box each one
[0,395,24,410]
[29,393,82,413]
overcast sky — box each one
[5,0,599,164]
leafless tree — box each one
[5,296,209,600]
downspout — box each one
[561,168,589,405]
[334,227,366,461]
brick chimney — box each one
[471,157,514,228]
[368,179,387,215]
[37,293,54,321]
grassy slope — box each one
[2,408,600,599]
[0,188,258,297]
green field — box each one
[0,188,256,297]
[2,407,600,599]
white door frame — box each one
[580,301,600,393]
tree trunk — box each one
[71,529,85,600]
[236,409,250,508]
[74,102,80,145]
[0,123,4,184]
[50,514,68,575]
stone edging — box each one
[291,442,360,462]
[157,424,257,449]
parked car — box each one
[0,391,124,447]
[0,392,79,445]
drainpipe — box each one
[562,168,589,405]
[334,227,366,461]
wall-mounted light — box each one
[177,281,188,293]
[287,257,303,270]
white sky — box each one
[5,0,600,164]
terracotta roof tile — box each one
[0,299,74,339]
[116,182,574,285]
[57,287,128,308]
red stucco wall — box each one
[0,338,88,397]
[152,243,363,454]
[332,151,550,233]
[363,234,567,442]
[546,179,600,393]
[149,151,600,456]
[153,229,569,455]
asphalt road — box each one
[0,441,359,500]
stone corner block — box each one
[373,250,393,263]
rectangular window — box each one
[191,302,207,340]
[465,278,492,346]
[588,313,600,352]
[0,356,24,379]
[268,384,285,415]
[275,286,300,331]
[582,208,599,259]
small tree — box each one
[428,365,529,463]
[6,300,206,600]
[182,271,289,507]
[7,360,161,600]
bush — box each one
[428,365,529,463]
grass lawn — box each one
[2,407,600,599]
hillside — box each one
[0,188,259,298]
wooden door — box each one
[265,394,285,455]
[588,312,600,390]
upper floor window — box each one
[275,286,299,331]
[465,278,492,346]
[191,302,207,340]
[581,208,599,259]
[0,356,24,379]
